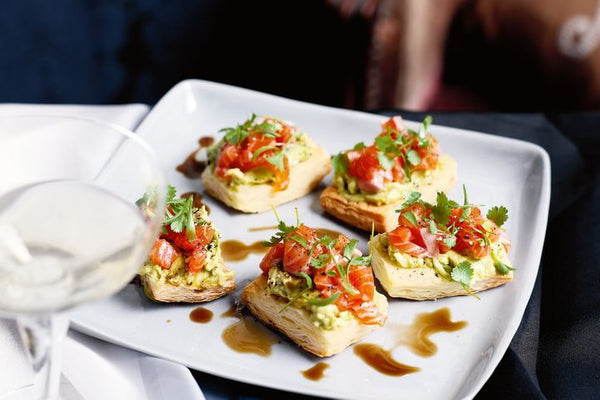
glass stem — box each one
[17,313,69,400]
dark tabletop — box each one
[193,112,600,400]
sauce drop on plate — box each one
[221,305,241,318]
[302,362,329,381]
[222,317,277,356]
[176,150,206,179]
[221,240,268,262]
[199,136,215,148]
[189,307,213,323]
[396,307,467,357]
[353,344,420,376]
[247,225,278,232]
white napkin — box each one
[0,104,204,400]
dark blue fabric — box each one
[0,0,367,107]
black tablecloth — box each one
[193,112,600,399]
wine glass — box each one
[0,115,165,399]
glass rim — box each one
[0,113,160,168]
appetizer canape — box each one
[320,115,456,233]
[138,186,234,302]
[202,114,331,213]
[369,188,513,300]
[242,212,388,357]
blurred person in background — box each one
[330,0,600,111]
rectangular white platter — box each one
[70,80,550,400]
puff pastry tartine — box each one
[369,189,513,300]
[138,186,234,302]
[202,115,330,213]
[242,219,387,357]
[320,115,456,233]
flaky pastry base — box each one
[369,233,512,300]
[141,259,235,303]
[242,275,388,357]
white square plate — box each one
[70,80,550,399]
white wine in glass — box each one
[0,116,165,399]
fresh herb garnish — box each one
[161,185,197,240]
[251,145,278,161]
[335,263,360,295]
[343,239,358,260]
[402,211,419,227]
[494,261,515,275]
[266,152,285,171]
[406,149,421,166]
[400,191,422,209]
[310,254,331,269]
[298,272,313,288]
[487,206,508,227]
[289,233,308,249]
[263,220,299,247]
[220,113,257,145]
[416,115,432,147]
[376,151,395,170]
[307,292,340,306]
[429,219,438,234]
[443,236,456,248]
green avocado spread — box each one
[139,208,233,289]
[265,267,354,330]
[385,234,511,284]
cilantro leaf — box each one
[401,191,422,208]
[377,152,394,170]
[443,236,456,248]
[325,269,338,277]
[422,115,432,130]
[166,185,176,203]
[310,254,331,269]
[459,206,471,222]
[406,150,421,166]
[343,239,358,260]
[487,206,508,227]
[307,292,340,306]
[266,152,285,171]
[162,186,197,240]
[451,261,473,286]
[375,135,394,153]
[289,233,308,249]
[495,261,515,275]
[415,115,432,147]
[431,192,457,225]
[402,211,419,226]
[353,142,367,150]
[263,220,298,247]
